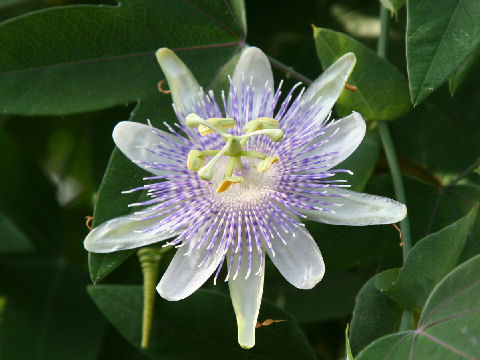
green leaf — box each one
[312,26,411,122]
[407,0,480,104]
[264,263,375,323]
[380,0,406,14]
[448,44,480,95]
[0,130,62,254]
[88,286,317,360]
[0,210,33,253]
[357,253,480,359]
[392,58,480,182]
[349,275,403,354]
[0,0,244,115]
[88,250,134,285]
[0,257,107,359]
[376,210,476,311]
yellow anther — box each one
[186,150,205,172]
[257,156,279,173]
[217,176,243,193]
[198,118,236,136]
[245,117,279,134]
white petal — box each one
[228,244,265,349]
[157,232,226,301]
[304,52,356,123]
[84,208,180,253]
[298,112,366,169]
[264,224,325,289]
[156,48,202,115]
[229,46,274,118]
[302,188,407,226]
[113,121,187,177]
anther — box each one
[187,150,205,172]
[257,156,279,173]
[217,176,243,193]
[245,117,279,133]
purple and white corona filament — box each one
[84,47,407,348]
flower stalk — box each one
[137,246,163,349]
[376,4,413,331]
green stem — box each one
[137,247,163,349]
[376,4,413,331]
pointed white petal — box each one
[113,121,187,177]
[229,46,274,118]
[302,188,407,226]
[304,52,356,123]
[157,232,225,301]
[84,208,180,253]
[228,244,264,349]
[156,48,202,115]
[299,112,366,168]
[264,224,325,289]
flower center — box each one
[185,113,284,193]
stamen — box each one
[184,111,285,192]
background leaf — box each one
[448,44,480,95]
[88,286,317,360]
[407,0,480,104]
[0,210,33,253]
[313,26,411,122]
[0,257,107,360]
[0,130,62,254]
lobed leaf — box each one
[356,253,480,359]
[349,274,403,354]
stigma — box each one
[185,113,284,193]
